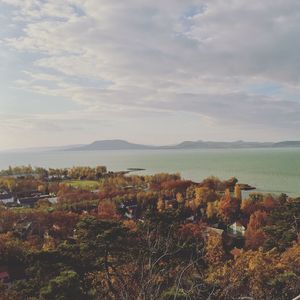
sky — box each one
[1,0,300,149]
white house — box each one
[0,192,14,205]
[229,222,246,236]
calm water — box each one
[0,148,300,197]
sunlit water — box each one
[0,148,300,197]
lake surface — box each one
[0,148,300,197]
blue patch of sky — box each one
[32,64,113,89]
[184,4,206,19]
[71,4,86,17]
[0,5,18,37]
[175,4,205,39]
[0,49,81,114]
[68,76,113,89]
[0,45,111,115]
[0,89,80,114]
[281,92,300,103]
[247,83,282,96]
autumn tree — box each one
[206,201,219,220]
[245,210,268,249]
[176,192,184,205]
[261,194,278,211]
[194,187,206,207]
[241,198,259,217]
[218,189,240,224]
[205,231,226,267]
[98,200,119,220]
[234,184,242,201]
[157,197,165,212]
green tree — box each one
[40,270,84,300]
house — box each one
[123,185,135,190]
[164,197,178,209]
[17,194,53,208]
[13,220,33,239]
[125,212,134,219]
[185,215,195,223]
[125,205,138,219]
[223,221,246,250]
[206,226,224,236]
[18,197,40,208]
[229,221,246,236]
[203,226,225,241]
[0,266,10,284]
[120,200,139,219]
[47,197,58,204]
[0,192,14,205]
[91,189,100,194]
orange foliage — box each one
[245,210,268,249]
[98,200,119,220]
[261,195,278,211]
[123,220,138,232]
[178,222,206,241]
[218,189,240,223]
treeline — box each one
[0,165,107,180]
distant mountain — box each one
[68,139,281,151]
[169,140,273,149]
[68,139,156,151]
[272,141,300,147]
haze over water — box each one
[1,148,300,197]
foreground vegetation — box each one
[0,166,299,299]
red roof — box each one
[0,271,9,279]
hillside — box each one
[273,141,300,147]
[68,139,156,151]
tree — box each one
[157,198,165,212]
[234,184,242,201]
[176,192,184,204]
[218,189,240,224]
[261,194,278,211]
[205,231,226,267]
[38,184,46,193]
[245,210,268,249]
[194,187,205,207]
[206,201,219,219]
[98,200,119,220]
[241,198,259,217]
[40,270,85,300]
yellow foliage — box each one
[195,187,207,207]
[234,184,242,201]
[205,232,225,266]
[176,192,184,204]
[157,198,166,211]
[206,201,219,219]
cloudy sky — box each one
[1,0,300,149]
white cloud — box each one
[1,0,300,147]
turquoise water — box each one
[0,148,300,196]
